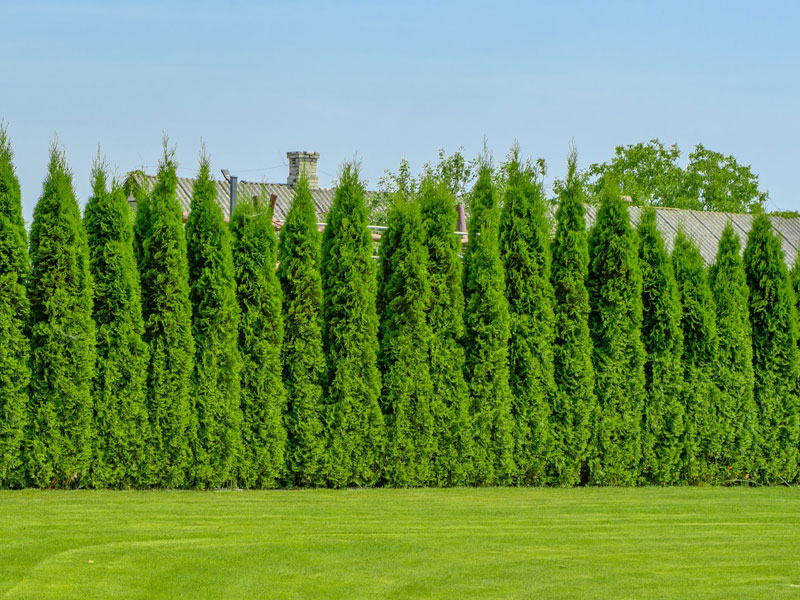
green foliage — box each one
[743,214,800,483]
[231,192,287,488]
[378,197,435,486]
[588,139,768,213]
[27,145,96,487]
[709,223,757,479]
[321,163,385,487]
[0,126,29,487]
[137,142,194,487]
[462,165,515,485]
[418,177,473,486]
[277,175,326,487]
[637,207,685,484]
[498,147,554,485]
[186,156,243,488]
[586,180,646,486]
[84,161,150,488]
[672,231,720,483]
[550,151,596,486]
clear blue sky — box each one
[3,1,798,220]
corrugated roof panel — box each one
[769,215,800,265]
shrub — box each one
[84,161,150,488]
[27,145,96,487]
[136,142,195,487]
[321,163,385,487]
[378,196,434,486]
[231,192,287,488]
[549,152,596,486]
[186,155,243,488]
[498,148,555,485]
[672,231,720,483]
[277,174,326,487]
[0,126,29,487]
[709,222,756,479]
[419,177,473,486]
[462,164,515,485]
[587,180,646,486]
[743,214,800,483]
[637,207,685,484]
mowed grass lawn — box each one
[1,488,799,599]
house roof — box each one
[127,172,800,267]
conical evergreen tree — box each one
[462,164,515,485]
[137,142,194,487]
[498,149,555,485]
[278,174,326,487]
[378,196,435,486]
[637,207,685,485]
[321,163,385,487]
[186,155,242,488]
[0,126,29,487]
[743,214,800,483]
[550,152,596,486]
[419,177,473,486]
[791,250,800,352]
[27,144,96,487]
[672,231,720,483]
[231,193,287,488]
[586,179,646,486]
[709,222,757,480]
[84,161,150,488]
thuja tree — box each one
[277,174,325,487]
[137,142,194,487]
[637,207,685,485]
[27,145,96,487]
[84,162,150,488]
[462,164,515,485]
[743,214,800,483]
[587,180,646,486]
[498,149,555,485]
[377,196,435,486]
[186,156,243,488]
[232,194,287,488]
[792,251,800,351]
[672,231,720,483]
[709,222,756,479]
[549,152,596,486]
[419,176,473,486]
[321,163,385,487]
[0,126,29,487]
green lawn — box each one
[1,488,799,599]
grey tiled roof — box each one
[128,171,800,267]
[129,173,335,221]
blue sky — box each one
[2,1,798,220]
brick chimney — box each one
[287,151,320,189]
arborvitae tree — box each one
[498,149,555,485]
[637,207,685,485]
[137,142,194,488]
[709,222,757,480]
[231,194,287,488]
[743,214,800,483]
[377,196,435,486]
[586,179,646,486]
[419,177,473,486]
[84,162,150,488]
[321,163,385,487]
[277,174,326,487]
[27,145,96,487]
[550,152,596,486]
[186,156,243,488]
[672,231,720,483]
[791,251,800,352]
[462,164,515,485]
[0,126,29,487]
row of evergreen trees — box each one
[1,132,799,488]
